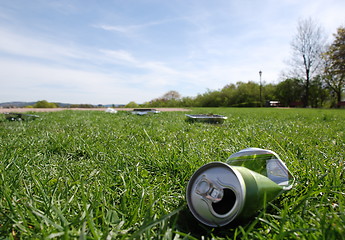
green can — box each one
[186,148,294,227]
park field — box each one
[0,108,344,239]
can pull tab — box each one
[195,177,223,203]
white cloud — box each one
[99,49,137,63]
[0,27,83,61]
[96,24,131,34]
[95,16,187,33]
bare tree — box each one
[289,18,327,107]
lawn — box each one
[0,108,344,239]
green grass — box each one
[0,108,344,239]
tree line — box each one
[142,20,344,108]
[24,100,95,108]
[141,78,330,108]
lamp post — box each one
[259,70,262,107]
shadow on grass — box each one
[172,205,251,239]
[130,204,253,239]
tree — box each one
[323,27,345,105]
[275,78,304,107]
[289,18,326,107]
[180,96,195,107]
[194,90,223,107]
[70,104,94,108]
[263,83,278,103]
[220,84,237,106]
[144,90,182,107]
[161,90,181,101]
[309,75,329,108]
[233,81,260,107]
[33,100,58,108]
[125,101,139,108]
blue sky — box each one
[0,0,344,105]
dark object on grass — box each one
[186,148,294,227]
[131,108,160,115]
[4,112,39,121]
[186,114,227,124]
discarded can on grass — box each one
[186,148,294,227]
[185,114,228,124]
[131,108,160,115]
[4,112,39,121]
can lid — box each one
[186,162,245,227]
[227,148,294,190]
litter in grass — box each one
[186,148,294,227]
[131,108,160,115]
[105,108,117,113]
[3,112,40,121]
[185,114,227,124]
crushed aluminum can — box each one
[131,108,160,115]
[4,112,40,121]
[186,148,294,227]
[185,114,227,124]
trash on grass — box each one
[186,148,294,227]
[131,108,160,115]
[3,112,40,121]
[186,114,227,124]
[105,108,117,113]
